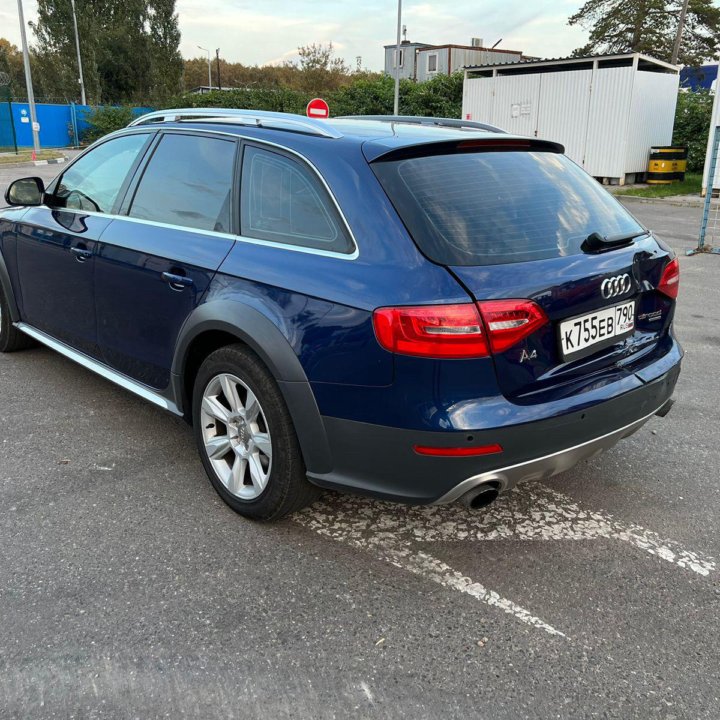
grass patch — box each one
[0,149,66,165]
[615,173,702,198]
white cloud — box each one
[3,0,589,70]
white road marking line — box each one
[296,482,715,637]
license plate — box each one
[559,301,635,361]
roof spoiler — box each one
[364,137,566,163]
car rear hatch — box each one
[369,138,679,401]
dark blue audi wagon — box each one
[0,110,681,520]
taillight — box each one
[372,304,489,358]
[658,257,680,300]
[372,299,547,358]
[477,300,549,354]
[414,443,503,457]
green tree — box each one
[673,89,713,172]
[30,0,182,104]
[568,0,720,66]
[0,39,27,98]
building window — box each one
[393,49,405,68]
[427,53,438,73]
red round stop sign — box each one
[306,97,330,119]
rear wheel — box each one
[192,344,320,521]
[0,285,33,353]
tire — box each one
[0,284,33,353]
[192,343,321,521]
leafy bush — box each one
[673,90,713,173]
[81,105,136,143]
[165,71,466,122]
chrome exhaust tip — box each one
[460,482,500,510]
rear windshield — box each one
[372,150,645,266]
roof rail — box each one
[336,115,505,134]
[128,108,343,139]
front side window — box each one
[393,49,404,68]
[54,133,149,213]
[129,133,235,233]
[241,146,353,254]
[427,54,438,73]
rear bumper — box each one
[307,362,680,504]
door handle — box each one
[71,246,92,262]
[161,271,194,291]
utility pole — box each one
[16,0,40,157]
[198,46,212,89]
[393,0,402,115]
[69,0,86,104]
[671,0,690,66]
[215,48,221,91]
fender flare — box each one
[0,251,20,323]
[171,300,332,474]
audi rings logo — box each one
[601,274,632,299]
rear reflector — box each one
[477,299,549,354]
[373,300,548,358]
[658,257,680,300]
[414,443,503,457]
[372,303,489,358]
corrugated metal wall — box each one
[535,70,592,165]
[489,74,542,137]
[625,71,679,173]
[462,61,678,180]
[583,66,635,178]
[703,77,720,192]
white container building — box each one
[702,69,720,194]
[462,54,680,185]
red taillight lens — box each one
[477,299,549,354]
[658,257,680,300]
[372,303,489,358]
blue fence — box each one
[9,103,151,149]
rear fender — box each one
[171,300,332,474]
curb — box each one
[616,195,703,209]
[0,156,67,170]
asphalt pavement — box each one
[1,166,719,719]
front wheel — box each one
[192,344,320,521]
[0,285,33,353]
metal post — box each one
[393,0,402,115]
[16,0,40,157]
[696,127,719,253]
[69,0,86,105]
[671,0,690,66]
[215,48,221,91]
[198,46,211,89]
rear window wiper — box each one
[581,230,649,254]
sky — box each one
[1,0,590,70]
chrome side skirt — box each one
[15,323,182,416]
[433,406,664,505]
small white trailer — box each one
[462,53,680,185]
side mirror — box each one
[5,177,46,207]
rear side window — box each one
[372,151,645,266]
[54,133,149,214]
[129,133,235,233]
[241,145,353,254]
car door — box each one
[14,132,152,356]
[93,131,237,390]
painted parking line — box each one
[296,483,716,638]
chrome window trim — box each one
[61,127,359,261]
[14,323,182,416]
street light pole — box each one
[393,0,402,115]
[198,45,212,89]
[671,0,690,66]
[16,0,40,157]
[69,0,86,105]
[215,48,221,91]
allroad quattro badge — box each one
[601,274,632,300]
